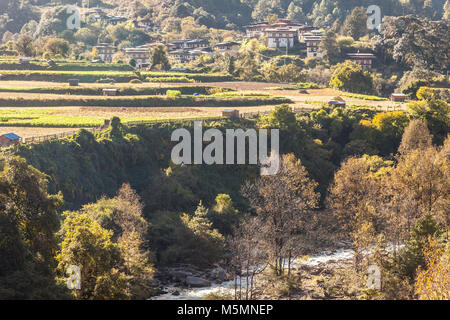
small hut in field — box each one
[222,109,240,118]
[390,93,407,102]
[0,133,21,147]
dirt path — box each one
[0,126,87,138]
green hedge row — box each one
[0,70,137,83]
[0,70,233,83]
[0,95,292,107]
[0,61,134,71]
[0,85,229,96]
[142,72,233,82]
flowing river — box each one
[151,248,355,300]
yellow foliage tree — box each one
[416,86,435,101]
[415,237,450,300]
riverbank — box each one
[150,248,355,300]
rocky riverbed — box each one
[150,248,355,300]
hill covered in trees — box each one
[1,0,449,38]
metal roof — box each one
[329,100,346,104]
[2,133,21,140]
[347,53,376,58]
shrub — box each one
[166,90,182,97]
[146,76,194,83]
[296,82,323,89]
[416,87,435,101]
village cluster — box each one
[86,8,376,71]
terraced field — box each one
[0,61,402,139]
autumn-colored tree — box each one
[15,34,35,56]
[416,87,435,101]
[91,47,100,60]
[228,216,267,300]
[398,119,433,156]
[242,154,319,276]
[44,38,70,57]
[393,147,449,218]
[415,238,450,300]
[327,155,391,270]
[56,213,126,300]
[57,184,154,300]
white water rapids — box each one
[150,248,355,300]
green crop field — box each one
[0,70,233,83]
[0,60,135,71]
[0,94,291,107]
[0,108,223,127]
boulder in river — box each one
[170,270,192,281]
[211,267,227,282]
[185,276,211,287]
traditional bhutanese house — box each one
[244,18,307,39]
[328,100,346,108]
[304,33,323,58]
[269,19,307,41]
[141,42,176,52]
[0,133,21,147]
[346,52,376,71]
[213,41,240,56]
[222,109,240,118]
[170,40,188,50]
[170,39,210,50]
[244,22,271,38]
[123,47,150,68]
[184,39,210,50]
[168,49,193,64]
[390,93,407,102]
[297,25,316,40]
[95,43,116,63]
[168,49,212,64]
[265,28,299,48]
